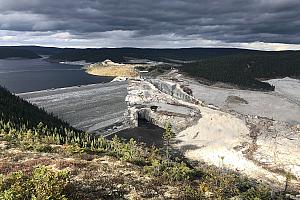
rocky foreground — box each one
[125,70,300,191]
[0,141,183,199]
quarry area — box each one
[187,76,300,124]
[18,60,300,191]
[125,70,300,191]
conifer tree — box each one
[163,122,175,165]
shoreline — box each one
[16,80,117,95]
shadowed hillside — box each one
[48,47,258,63]
[0,85,79,138]
[0,47,41,59]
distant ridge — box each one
[3,45,299,63]
[0,47,41,59]
[2,45,261,62]
[1,45,299,90]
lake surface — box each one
[0,58,114,93]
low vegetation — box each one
[0,166,69,200]
[0,85,294,199]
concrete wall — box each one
[125,78,202,133]
[148,79,198,104]
[127,107,199,133]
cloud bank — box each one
[0,0,300,50]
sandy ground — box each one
[175,106,290,187]
[87,65,138,77]
[170,75,300,189]
[18,81,128,133]
[86,60,139,77]
[265,77,300,106]
[186,77,300,124]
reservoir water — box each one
[0,58,114,93]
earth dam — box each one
[18,81,128,133]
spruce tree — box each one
[163,122,175,165]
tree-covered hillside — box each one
[13,46,65,56]
[180,52,300,91]
[0,86,79,140]
[0,47,41,59]
[48,47,258,63]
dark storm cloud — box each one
[0,0,300,45]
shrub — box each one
[181,185,205,199]
[164,161,196,182]
[0,171,32,200]
[145,160,198,182]
[241,185,271,200]
[162,123,175,163]
[35,143,54,153]
[65,143,84,155]
[32,166,69,200]
[0,166,69,200]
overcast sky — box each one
[0,0,300,50]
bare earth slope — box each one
[18,81,128,133]
[188,77,300,124]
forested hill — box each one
[0,86,80,139]
[1,46,261,62]
[4,46,65,56]
[0,47,41,59]
[180,51,300,91]
[47,47,258,63]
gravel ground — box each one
[18,81,128,133]
[187,78,300,124]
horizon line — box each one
[1,45,299,52]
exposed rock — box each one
[125,79,201,133]
[148,78,199,104]
[125,71,300,191]
[225,95,249,104]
